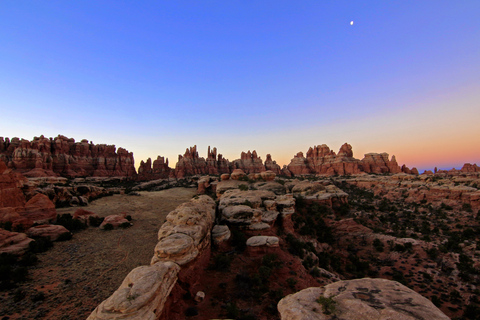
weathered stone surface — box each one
[73,208,100,225]
[100,214,130,229]
[231,150,265,174]
[0,135,136,178]
[277,278,450,320]
[0,159,28,208]
[87,261,180,320]
[153,195,215,265]
[246,236,279,247]
[230,169,246,180]
[0,229,34,255]
[211,225,231,245]
[26,224,71,241]
[23,193,57,225]
[152,233,198,266]
[260,170,276,181]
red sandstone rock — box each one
[73,208,100,225]
[138,156,172,181]
[0,135,136,178]
[100,214,130,229]
[23,193,57,226]
[461,163,480,173]
[231,150,266,174]
[27,224,71,241]
[0,229,34,255]
[230,169,246,180]
[287,144,406,176]
[0,160,28,208]
[264,154,281,175]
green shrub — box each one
[239,184,249,191]
[317,295,337,315]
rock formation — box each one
[138,156,172,180]
[277,278,449,320]
[286,143,409,176]
[0,135,136,178]
[205,146,230,175]
[231,150,266,174]
[264,154,282,175]
[0,159,57,228]
[88,195,216,320]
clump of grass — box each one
[317,295,337,315]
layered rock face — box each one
[174,146,207,178]
[231,150,266,174]
[287,143,408,176]
[0,160,57,229]
[175,146,278,178]
[264,154,282,175]
[138,156,172,180]
[277,278,449,320]
[205,146,230,175]
[0,135,136,178]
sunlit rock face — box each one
[286,143,406,176]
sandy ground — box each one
[0,187,197,320]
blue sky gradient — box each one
[1,1,479,171]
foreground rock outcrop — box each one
[0,135,136,178]
[0,159,57,228]
[278,278,450,320]
[88,195,216,320]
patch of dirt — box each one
[0,187,197,320]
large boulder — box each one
[0,229,34,255]
[87,261,180,320]
[26,224,71,241]
[277,278,450,320]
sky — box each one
[1,1,479,172]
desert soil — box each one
[0,187,197,320]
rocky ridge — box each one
[0,135,136,178]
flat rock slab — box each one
[246,236,279,247]
[278,278,450,320]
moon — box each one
[350,21,354,25]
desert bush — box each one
[317,295,337,315]
[29,237,53,253]
[103,223,114,231]
[56,232,72,241]
[56,214,86,232]
[88,216,104,227]
[238,184,249,191]
[119,222,131,229]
